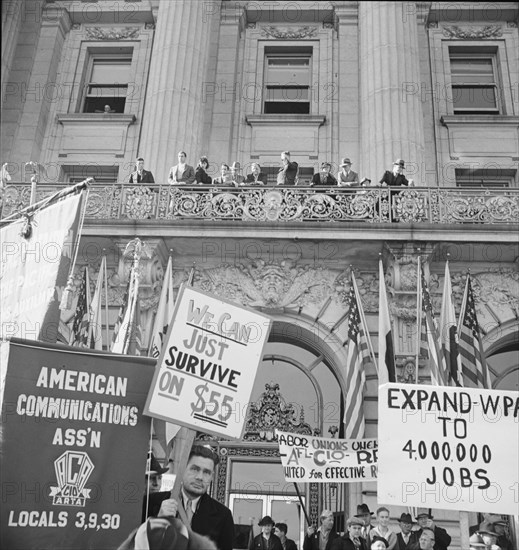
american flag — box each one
[111,266,142,355]
[458,275,491,388]
[378,259,396,384]
[343,274,372,439]
[70,267,90,347]
[420,264,448,386]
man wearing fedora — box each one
[250,516,283,550]
[414,512,451,550]
[330,516,368,550]
[395,513,419,550]
[304,509,340,550]
[311,162,338,187]
[379,159,411,187]
[355,504,376,541]
[337,158,359,186]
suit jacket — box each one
[245,172,267,185]
[129,169,155,183]
[277,161,299,185]
[413,526,451,550]
[395,531,419,550]
[303,529,340,550]
[250,533,283,550]
[168,163,195,184]
[284,538,298,550]
[379,171,409,187]
[311,173,338,187]
[330,533,368,550]
[191,492,235,550]
[195,166,212,184]
[337,170,359,186]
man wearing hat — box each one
[250,516,283,550]
[311,162,338,187]
[478,524,502,550]
[145,453,168,495]
[379,159,410,187]
[355,504,376,540]
[337,158,359,186]
[277,151,299,186]
[414,512,451,550]
[395,513,419,550]
[492,519,513,550]
[304,509,340,550]
[469,533,487,549]
[330,516,368,550]
[231,161,245,185]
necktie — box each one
[185,499,193,523]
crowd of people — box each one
[129,152,415,189]
[120,447,514,550]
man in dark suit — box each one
[154,446,235,550]
[331,516,368,550]
[245,162,267,185]
[379,158,410,187]
[413,513,451,550]
[250,516,283,550]
[277,151,299,185]
[168,151,196,184]
[311,162,338,187]
[303,510,340,550]
[275,522,298,550]
[395,513,419,550]
[129,157,155,183]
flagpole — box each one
[415,255,422,384]
[351,270,377,370]
[103,254,109,350]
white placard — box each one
[378,382,519,514]
[276,430,378,483]
[144,286,271,439]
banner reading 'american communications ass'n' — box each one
[0,190,84,343]
[0,338,155,550]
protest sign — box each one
[145,286,271,439]
[276,430,378,483]
[378,382,519,514]
[0,338,155,550]
[0,192,84,342]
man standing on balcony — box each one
[379,159,410,187]
[129,157,155,183]
[168,151,196,185]
[277,151,299,186]
[311,162,338,187]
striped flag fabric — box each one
[87,256,106,350]
[378,259,396,384]
[70,267,90,347]
[439,261,462,386]
[149,255,175,358]
[458,274,492,389]
[343,273,372,439]
[420,264,449,386]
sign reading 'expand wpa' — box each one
[145,286,272,439]
[378,382,519,515]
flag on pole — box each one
[439,261,462,386]
[149,256,175,358]
[88,256,106,350]
[70,267,90,347]
[343,273,372,439]
[111,266,142,355]
[378,259,396,384]
[458,274,492,389]
[420,264,448,386]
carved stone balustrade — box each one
[1,183,518,225]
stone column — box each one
[139,1,220,183]
[359,1,425,184]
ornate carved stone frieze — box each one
[396,356,418,384]
[261,25,317,39]
[243,383,316,442]
[85,27,140,40]
[442,25,503,39]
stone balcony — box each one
[2,182,518,226]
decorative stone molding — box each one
[85,26,140,40]
[144,23,155,30]
[396,356,418,384]
[442,25,503,39]
[261,25,317,39]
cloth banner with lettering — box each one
[0,191,84,342]
[0,338,155,550]
[378,382,519,514]
[276,430,378,483]
[145,286,272,439]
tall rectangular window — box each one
[83,56,132,113]
[449,52,500,114]
[264,52,311,114]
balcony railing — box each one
[1,183,518,224]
